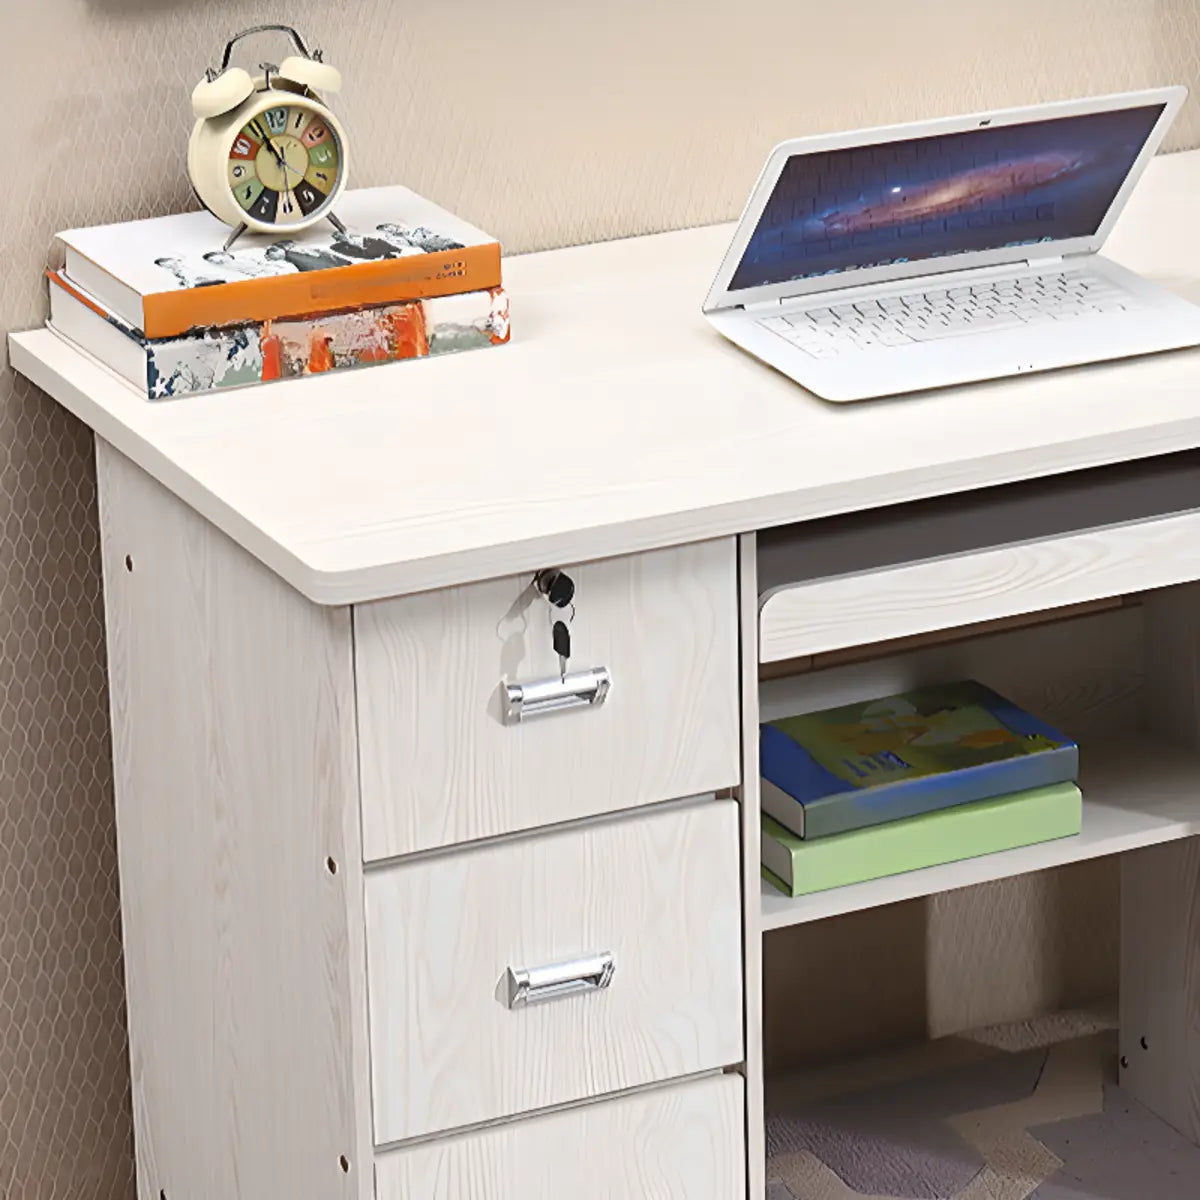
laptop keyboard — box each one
[757,270,1145,359]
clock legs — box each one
[217,213,341,252]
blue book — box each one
[760,680,1078,839]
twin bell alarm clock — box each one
[188,24,348,249]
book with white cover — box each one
[47,270,510,400]
[57,185,502,339]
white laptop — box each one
[703,87,1200,402]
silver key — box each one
[552,619,571,683]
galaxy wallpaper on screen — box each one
[728,104,1165,292]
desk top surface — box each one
[12,151,1200,605]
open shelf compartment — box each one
[753,452,1200,934]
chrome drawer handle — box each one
[501,667,611,725]
[503,951,615,1009]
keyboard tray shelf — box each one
[757,450,1200,665]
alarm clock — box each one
[188,24,349,250]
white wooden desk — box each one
[12,148,1200,1199]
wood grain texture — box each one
[737,534,766,1200]
[355,539,740,860]
[759,498,1200,663]
[759,597,1126,680]
[10,7,1200,1192]
[96,442,373,1200]
[1120,837,1200,1142]
[1121,582,1200,1141]
[13,151,1200,604]
[364,800,744,1146]
[374,1074,746,1199]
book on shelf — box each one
[760,680,1077,839]
[762,780,1082,898]
[47,271,509,400]
[55,185,502,340]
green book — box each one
[761,780,1082,898]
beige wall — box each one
[3,1,1198,1193]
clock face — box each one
[226,105,343,226]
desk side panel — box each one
[1120,583,1200,1142]
[96,442,373,1200]
[738,534,766,1200]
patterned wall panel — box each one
[2,1,1198,1194]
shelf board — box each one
[760,736,1200,932]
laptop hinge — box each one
[1026,254,1064,269]
[741,297,783,313]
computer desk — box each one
[11,147,1200,1200]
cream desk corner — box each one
[13,148,1200,1200]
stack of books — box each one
[46,186,508,400]
[760,680,1082,897]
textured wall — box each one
[3,1,1199,1195]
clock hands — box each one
[257,126,306,189]
[259,130,288,169]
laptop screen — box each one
[727,104,1166,293]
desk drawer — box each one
[353,538,739,861]
[374,1074,746,1199]
[364,800,744,1145]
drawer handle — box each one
[501,667,611,725]
[503,951,615,1009]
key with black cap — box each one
[552,619,571,682]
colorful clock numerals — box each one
[309,141,337,168]
[302,121,332,148]
[233,176,265,212]
[247,188,279,223]
[228,105,340,224]
[230,133,258,160]
[294,182,325,216]
[304,164,335,194]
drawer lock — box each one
[503,951,616,1009]
[501,667,611,724]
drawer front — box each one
[354,538,739,861]
[364,800,744,1145]
[758,511,1200,664]
[374,1074,746,1199]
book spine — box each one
[762,782,1083,898]
[142,288,509,400]
[798,742,1078,838]
[49,270,510,400]
[142,242,503,340]
[760,777,806,839]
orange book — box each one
[46,269,510,401]
[57,185,502,340]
